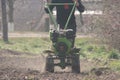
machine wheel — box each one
[71,54,80,73]
[45,55,54,72]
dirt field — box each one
[0,49,120,80]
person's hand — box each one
[72,0,79,6]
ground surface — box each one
[0,49,120,80]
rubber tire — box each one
[45,56,54,72]
[71,54,80,73]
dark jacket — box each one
[45,0,85,28]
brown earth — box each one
[0,49,120,80]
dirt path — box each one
[0,49,120,80]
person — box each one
[44,0,85,47]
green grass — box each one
[76,37,120,72]
[108,60,120,71]
[76,38,108,59]
[0,37,51,54]
[0,37,119,56]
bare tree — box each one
[94,0,120,51]
[7,0,15,32]
[1,0,8,42]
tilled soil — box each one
[0,49,120,80]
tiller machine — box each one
[44,1,81,73]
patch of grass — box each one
[108,60,120,71]
[86,45,94,52]
[0,38,51,54]
[76,37,120,72]
[76,37,90,47]
[76,38,108,59]
[0,37,119,58]
[108,50,120,59]
[93,46,106,53]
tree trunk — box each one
[1,0,8,42]
[8,0,14,32]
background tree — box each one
[104,0,120,51]
[1,0,8,42]
[94,0,120,51]
[7,0,16,32]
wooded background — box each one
[0,0,119,51]
[0,0,103,32]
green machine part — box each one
[46,1,77,56]
[53,37,72,56]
